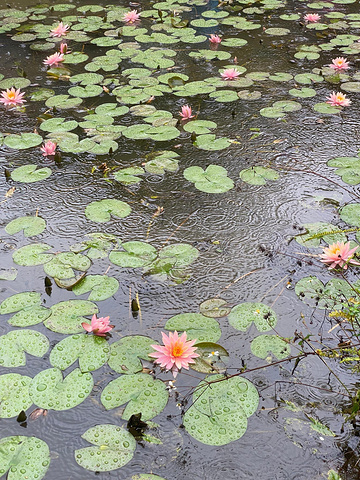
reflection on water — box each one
[1,0,360,477]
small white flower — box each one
[166,380,177,391]
[207,351,220,358]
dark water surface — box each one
[1,0,360,478]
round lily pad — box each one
[239,166,279,185]
[12,243,53,266]
[295,222,347,247]
[85,199,131,223]
[228,302,277,332]
[101,373,169,420]
[194,134,231,151]
[0,374,32,418]
[29,367,93,410]
[184,165,234,193]
[165,313,221,343]
[75,424,136,472]
[0,330,49,367]
[8,306,51,328]
[265,27,290,35]
[45,94,83,109]
[313,102,340,114]
[5,216,46,237]
[40,117,78,132]
[113,167,144,185]
[44,299,99,334]
[109,241,157,268]
[108,335,157,374]
[10,165,52,183]
[0,77,31,89]
[183,120,217,135]
[251,335,290,360]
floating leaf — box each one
[5,216,46,237]
[183,120,217,135]
[108,336,157,374]
[143,151,179,174]
[109,241,157,268]
[5,133,43,150]
[43,252,91,280]
[199,298,231,318]
[10,165,52,183]
[75,424,136,472]
[44,300,98,334]
[265,27,290,35]
[307,416,335,436]
[0,268,17,281]
[165,313,221,343]
[114,167,144,185]
[45,94,83,109]
[29,367,93,410]
[0,374,32,418]
[50,334,110,372]
[8,306,51,328]
[0,330,49,367]
[239,166,279,185]
[228,302,277,332]
[70,232,120,259]
[0,435,50,480]
[194,134,231,151]
[184,165,234,193]
[0,291,41,314]
[12,243,53,266]
[327,156,360,185]
[340,203,360,226]
[101,373,168,421]
[183,375,259,445]
[0,77,31,89]
[295,222,347,247]
[29,88,55,102]
[251,335,290,360]
[191,342,229,373]
[313,102,340,114]
[85,199,131,223]
[40,117,78,132]
[72,275,119,301]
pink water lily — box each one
[82,314,114,337]
[209,34,222,43]
[50,22,69,37]
[221,68,241,80]
[326,91,351,107]
[179,104,194,120]
[0,87,26,107]
[123,10,140,23]
[43,52,64,67]
[150,331,200,378]
[304,13,321,22]
[40,141,57,156]
[319,241,360,269]
[329,57,350,71]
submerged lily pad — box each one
[101,373,168,420]
[0,374,32,418]
[5,216,46,237]
[184,165,234,193]
[251,335,290,360]
[108,335,157,374]
[113,167,144,185]
[0,330,49,367]
[165,313,221,343]
[239,166,279,185]
[340,203,360,226]
[85,199,131,223]
[75,425,136,472]
[199,298,231,318]
[194,134,231,151]
[10,165,52,183]
[295,222,347,247]
[228,302,277,332]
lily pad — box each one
[165,313,221,343]
[0,268,17,281]
[194,134,231,151]
[313,102,340,114]
[239,166,279,185]
[5,133,42,150]
[12,243,53,266]
[85,199,131,223]
[5,216,46,237]
[327,156,360,185]
[108,335,157,374]
[101,373,168,421]
[191,342,229,374]
[340,203,360,226]
[45,94,83,109]
[0,374,32,418]
[72,275,119,301]
[70,232,120,259]
[109,241,157,268]
[50,334,110,372]
[44,299,99,334]
[184,165,234,193]
[0,77,31,89]
[114,167,145,185]
[251,335,290,360]
[228,302,277,332]
[183,120,217,135]
[0,292,41,314]
[10,165,52,183]
[0,330,49,367]
[144,151,179,174]
[40,117,78,132]
[29,367,93,410]
[75,424,136,472]
[8,306,51,328]
[43,252,91,280]
[295,222,347,247]
[199,298,231,318]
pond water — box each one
[1,0,360,478]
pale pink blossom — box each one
[221,68,241,80]
[0,87,26,107]
[50,22,69,37]
[59,42,70,54]
[43,52,64,67]
[40,141,57,156]
[149,331,200,378]
[329,57,350,71]
[319,241,360,269]
[209,34,222,44]
[304,13,321,22]
[123,10,140,23]
[179,104,194,120]
[326,91,351,107]
[82,314,114,337]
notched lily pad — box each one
[44,299,99,334]
[0,374,32,418]
[85,199,131,223]
[72,275,119,301]
[228,302,277,332]
[251,335,290,360]
[5,216,46,237]
[191,342,229,373]
[184,165,234,193]
[10,164,52,183]
[0,330,49,367]
[108,335,157,374]
[199,298,231,318]
[109,241,157,268]
[165,313,221,343]
[239,166,279,185]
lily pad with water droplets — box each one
[70,232,121,259]
[101,373,168,420]
[183,374,259,445]
[44,299,99,334]
[29,88,55,101]
[30,367,93,410]
[165,313,221,343]
[5,133,43,150]
[294,73,323,85]
[75,424,136,472]
[0,374,32,418]
[183,120,217,135]
[0,330,49,367]
[340,203,360,226]
[0,292,41,314]
[199,298,231,318]
[294,277,353,310]
[144,151,179,174]
[5,216,46,237]
[85,199,131,223]
[114,167,144,185]
[0,435,50,480]
[43,252,91,280]
[191,342,229,374]
[295,222,347,247]
[0,77,31,89]
[72,275,119,301]
[110,242,157,268]
[327,156,360,185]
[228,302,277,332]
[8,306,51,328]
[10,165,52,183]
[239,166,279,185]
[0,268,17,281]
[184,165,234,193]
[50,334,110,372]
[70,72,104,85]
[108,335,157,374]
[194,134,231,151]
[251,335,290,360]
[13,243,53,266]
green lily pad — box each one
[158,243,199,269]
[5,133,43,150]
[327,156,360,185]
[265,27,290,35]
[109,241,157,268]
[101,373,168,421]
[295,222,347,247]
[294,277,352,310]
[143,151,179,174]
[228,302,277,332]
[313,102,340,114]
[108,335,157,374]
[209,90,239,102]
[0,435,50,480]
[239,166,279,185]
[70,72,104,85]
[199,298,231,318]
[29,88,55,102]
[165,313,221,343]
[70,232,121,259]
[114,167,144,185]
[63,52,89,64]
[95,103,129,116]
[45,94,83,109]
[0,330,49,367]
[0,77,31,89]
[340,203,360,226]
[75,425,136,472]
[12,243,53,266]
[0,374,32,418]
[8,306,51,328]
[40,117,78,132]
[0,268,17,281]
[10,165,52,183]
[251,335,290,360]
[43,252,91,280]
[183,374,259,445]
[194,134,231,151]
[293,73,323,85]
[289,87,317,98]
[0,292,41,314]
[72,275,119,301]
[44,300,99,334]
[191,342,229,373]
[85,199,131,223]
[341,82,360,93]
[183,120,217,135]
[5,216,46,237]
[29,367,93,410]
[184,165,234,193]
[68,84,103,98]
[50,334,110,372]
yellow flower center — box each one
[8,92,15,100]
[172,342,185,357]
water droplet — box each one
[36,383,47,391]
